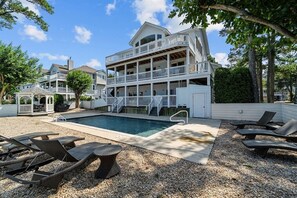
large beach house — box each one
[105,22,220,118]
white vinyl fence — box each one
[212,103,297,122]
[80,99,106,109]
[0,104,18,117]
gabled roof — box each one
[18,85,54,95]
[73,65,97,74]
[49,64,68,73]
[129,21,171,46]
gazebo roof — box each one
[18,86,54,95]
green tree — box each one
[66,70,92,108]
[170,0,297,40]
[0,42,41,104]
[0,0,54,31]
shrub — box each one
[80,95,92,101]
[214,67,254,103]
[54,94,64,105]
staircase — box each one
[149,107,158,116]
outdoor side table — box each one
[94,145,122,179]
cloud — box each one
[106,1,116,15]
[213,53,229,66]
[23,25,47,41]
[132,0,167,25]
[74,26,92,44]
[85,59,102,68]
[32,53,69,61]
[16,0,41,23]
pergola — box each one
[17,86,54,115]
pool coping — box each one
[44,112,221,164]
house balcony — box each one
[105,34,195,65]
[106,61,220,86]
[39,73,67,82]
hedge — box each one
[214,67,254,103]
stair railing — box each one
[147,98,154,115]
[155,96,163,116]
[169,110,188,124]
[111,98,117,112]
[116,97,124,113]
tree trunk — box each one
[267,33,276,103]
[248,36,259,103]
[0,84,8,105]
[75,93,80,108]
[257,55,263,102]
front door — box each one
[193,93,205,117]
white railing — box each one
[19,105,31,113]
[169,96,176,107]
[116,76,125,83]
[48,104,54,112]
[138,71,151,81]
[169,65,186,76]
[138,96,151,106]
[126,74,137,82]
[107,97,116,105]
[107,78,115,85]
[106,34,189,65]
[170,110,188,124]
[111,99,117,112]
[153,68,168,79]
[147,98,154,115]
[116,97,124,113]
[154,96,163,116]
[126,96,137,106]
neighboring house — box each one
[105,22,220,117]
[19,59,106,100]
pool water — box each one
[67,115,176,137]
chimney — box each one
[67,57,74,70]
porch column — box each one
[207,76,210,86]
[136,84,139,107]
[124,86,127,106]
[167,81,170,108]
[31,94,33,114]
[56,79,58,92]
[150,58,153,80]
[136,61,139,82]
[45,95,48,112]
[167,54,170,77]
[124,64,127,83]
[151,83,153,100]
[186,48,190,74]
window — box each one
[157,34,162,40]
[135,41,139,47]
[92,84,95,90]
[140,35,155,45]
[196,37,202,54]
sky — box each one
[0,0,233,70]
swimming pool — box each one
[67,115,176,137]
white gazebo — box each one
[17,85,54,115]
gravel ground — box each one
[0,116,296,198]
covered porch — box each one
[17,86,54,116]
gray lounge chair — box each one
[0,135,84,169]
[4,138,109,189]
[242,139,297,157]
[230,111,276,129]
[235,119,297,141]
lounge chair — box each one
[0,135,84,169]
[230,111,276,129]
[4,138,109,189]
[242,139,297,157]
[235,119,297,141]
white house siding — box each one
[176,85,211,118]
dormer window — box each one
[157,34,162,40]
[135,41,139,47]
[140,34,155,45]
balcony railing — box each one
[106,34,191,65]
[106,61,220,85]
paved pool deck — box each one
[45,112,221,164]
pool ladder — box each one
[53,114,67,122]
[170,110,188,124]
